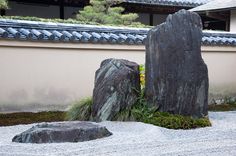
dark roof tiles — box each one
[125,0,213,8]
[0,19,236,46]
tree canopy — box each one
[76,0,141,26]
[0,0,8,9]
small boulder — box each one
[12,121,112,143]
[92,58,140,121]
[145,10,209,118]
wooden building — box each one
[191,0,236,32]
[0,0,228,31]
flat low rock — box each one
[12,121,112,143]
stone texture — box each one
[12,121,112,143]
[145,10,209,118]
[92,58,140,121]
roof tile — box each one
[0,19,236,47]
[125,0,213,7]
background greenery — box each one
[0,0,8,9]
[77,0,140,26]
[0,0,147,27]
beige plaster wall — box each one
[0,42,144,112]
[0,41,235,112]
[201,48,236,102]
[230,10,236,32]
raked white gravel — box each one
[0,111,236,156]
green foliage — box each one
[0,15,149,28]
[0,0,8,9]
[77,0,143,26]
[0,111,66,126]
[132,109,211,129]
[0,15,99,25]
[116,89,211,129]
[113,109,132,121]
[139,64,145,89]
[66,97,93,121]
[223,96,236,105]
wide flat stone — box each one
[145,10,209,118]
[12,121,112,143]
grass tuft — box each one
[65,97,93,121]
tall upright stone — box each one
[145,10,209,118]
[92,58,140,121]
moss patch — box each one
[118,105,211,130]
[0,111,66,126]
[135,111,211,129]
[113,89,212,129]
[208,104,236,111]
[114,90,211,129]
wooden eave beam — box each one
[9,0,89,7]
[120,3,192,14]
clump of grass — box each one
[0,111,66,126]
[66,97,93,121]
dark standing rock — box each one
[145,10,209,118]
[12,121,112,143]
[92,58,140,121]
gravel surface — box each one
[0,111,236,156]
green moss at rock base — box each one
[124,88,211,129]
[115,105,211,130]
[141,112,211,129]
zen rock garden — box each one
[12,10,210,144]
[92,9,208,120]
